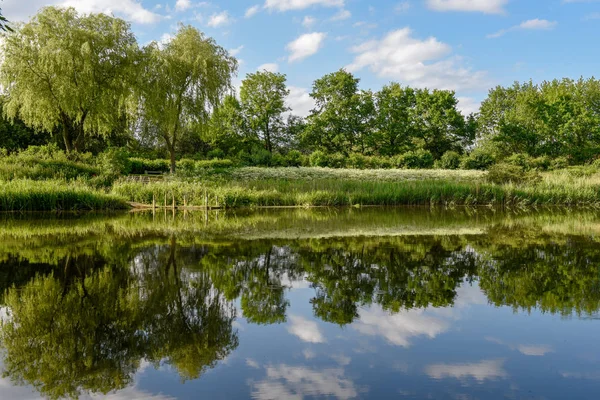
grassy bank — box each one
[112,167,600,208]
[0,180,128,211]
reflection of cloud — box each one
[288,315,325,343]
[247,358,260,369]
[353,306,449,347]
[303,349,316,359]
[426,359,508,382]
[517,345,553,357]
[251,365,358,400]
[560,371,600,380]
[486,337,553,357]
[330,354,351,366]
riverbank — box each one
[2,167,600,211]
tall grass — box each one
[0,180,128,211]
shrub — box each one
[487,163,541,185]
[249,147,273,167]
[96,148,131,176]
[176,159,196,175]
[309,151,328,167]
[271,153,287,167]
[196,159,234,169]
[128,158,171,174]
[207,148,225,159]
[461,149,496,170]
[437,151,461,170]
[396,149,434,169]
[551,157,569,170]
[348,153,367,169]
[284,150,303,167]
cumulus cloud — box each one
[207,11,232,27]
[286,32,326,62]
[487,19,558,38]
[175,0,191,11]
[245,4,261,18]
[347,27,489,92]
[425,359,508,382]
[286,86,315,117]
[426,0,508,14]
[287,315,325,343]
[517,345,554,357]
[353,306,450,347]
[330,8,351,21]
[265,0,344,12]
[257,63,280,72]
[302,15,317,28]
[59,0,161,23]
[250,365,358,400]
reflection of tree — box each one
[477,238,600,316]
[0,239,238,398]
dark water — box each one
[1,208,600,399]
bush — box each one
[436,151,461,170]
[461,149,496,170]
[128,158,171,174]
[196,159,234,169]
[271,153,287,167]
[348,153,367,169]
[396,149,434,169]
[487,163,541,185]
[249,147,273,167]
[309,151,328,167]
[207,148,225,159]
[96,148,131,176]
[284,150,303,167]
[176,159,196,175]
[552,157,569,170]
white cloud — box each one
[286,86,315,117]
[286,32,326,62]
[330,8,351,21]
[457,97,481,115]
[230,45,244,56]
[395,1,411,13]
[353,306,449,347]
[302,15,317,28]
[175,0,191,11]
[246,358,261,369]
[257,63,280,72]
[303,348,317,359]
[487,19,557,38]
[517,345,554,357]
[425,359,508,382]
[426,0,508,14]
[207,11,232,27]
[251,365,358,400]
[287,315,325,343]
[330,354,352,366]
[245,4,261,18]
[59,0,162,24]
[347,27,489,92]
[264,0,344,12]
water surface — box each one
[1,208,600,399]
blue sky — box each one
[3,0,600,115]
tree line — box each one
[2,7,600,173]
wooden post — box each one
[172,193,175,211]
[204,189,208,209]
[164,191,167,209]
[184,195,187,208]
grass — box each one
[111,166,600,208]
[0,180,128,211]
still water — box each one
[1,207,600,399]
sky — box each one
[2,0,600,116]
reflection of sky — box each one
[4,278,600,399]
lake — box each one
[1,207,600,399]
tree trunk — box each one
[169,148,176,174]
[62,123,73,153]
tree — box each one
[207,94,253,156]
[0,3,12,32]
[139,25,237,173]
[0,7,139,153]
[303,69,364,155]
[240,71,290,153]
[373,83,416,156]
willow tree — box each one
[140,25,237,173]
[0,7,139,153]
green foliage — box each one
[284,150,303,167]
[396,149,434,169]
[96,148,131,176]
[0,7,139,153]
[487,163,541,185]
[128,158,171,174]
[436,151,462,170]
[139,24,237,173]
[461,149,496,170]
